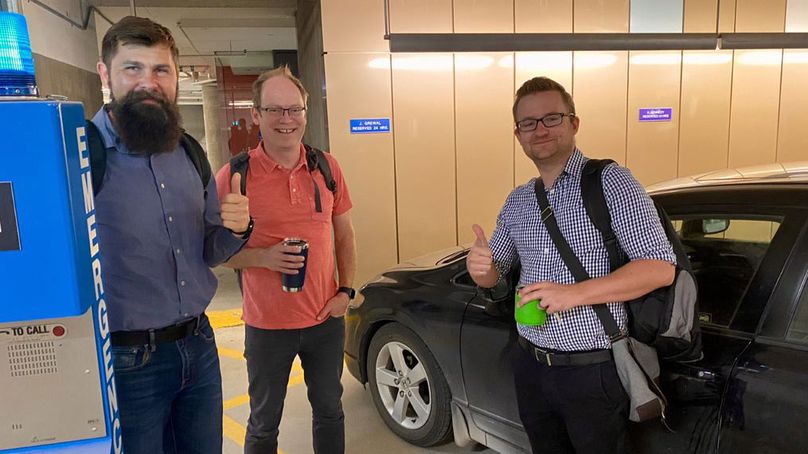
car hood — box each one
[396,244,469,268]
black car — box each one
[344,162,808,453]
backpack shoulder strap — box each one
[179,132,212,189]
[229,151,250,196]
[581,158,623,272]
[304,144,337,193]
[85,120,108,195]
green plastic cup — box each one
[515,292,546,326]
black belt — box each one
[518,336,613,367]
[111,315,203,347]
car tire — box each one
[366,323,453,447]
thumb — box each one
[230,172,243,196]
[472,224,488,246]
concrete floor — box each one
[208,267,493,454]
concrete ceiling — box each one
[92,1,301,105]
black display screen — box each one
[0,182,20,251]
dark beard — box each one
[109,89,182,155]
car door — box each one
[631,196,803,453]
[716,209,808,454]
[457,267,530,452]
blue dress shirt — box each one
[91,108,245,332]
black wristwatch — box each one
[233,217,254,239]
[338,286,356,300]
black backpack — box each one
[581,159,703,362]
[85,120,211,195]
[228,144,337,291]
[228,144,336,209]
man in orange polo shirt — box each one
[215,66,356,454]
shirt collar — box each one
[562,148,586,178]
[254,142,309,173]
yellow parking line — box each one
[208,309,244,329]
[222,414,246,447]
[217,346,245,361]
[224,393,250,410]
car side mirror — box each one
[702,218,730,235]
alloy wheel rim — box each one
[373,340,432,429]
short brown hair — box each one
[252,66,309,108]
[513,77,575,121]
[101,16,179,69]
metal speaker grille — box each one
[7,341,57,377]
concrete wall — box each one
[22,0,103,113]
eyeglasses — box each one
[515,112,576,132]
[256,106,307,117]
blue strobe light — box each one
[0,12,37,97]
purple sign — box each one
[639,108,672,122]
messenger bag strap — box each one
[533,178,622,340]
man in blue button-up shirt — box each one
[92,16,250,454]
[468,77,675,454]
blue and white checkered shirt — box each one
[490,149,675,351]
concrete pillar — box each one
[297,0,328,150]
[201,82,225,173]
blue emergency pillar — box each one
[0,12,122,454]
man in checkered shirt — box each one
[467,77,676,454]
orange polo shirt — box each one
[215,143,353,329]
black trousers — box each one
[244,316,345,454]
[512,343,629,454]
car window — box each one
[671,216,782,328]
[786,281,808,344]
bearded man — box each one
[91,16,251,454]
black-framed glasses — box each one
[515,112,575,132]
[256,106,307,117]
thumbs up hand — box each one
[221,172,251,235]
[466,224,496,286]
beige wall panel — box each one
[324,54,397,283]
[515,0,573,32]
[455,53,515,244]
[573,52,628,164]
[684,0,737,32]
[514,52,573,185]
[391,54,458,261]
[679,51,733,176]
[777,51,808,163]
[574,0,629,32]
[454,0,514,32]
[389,0,452,33]
[684,0,716,32]
[735,0,786,31]
[728,50,782,169]
[321,0,387,52]
[626,52,682,186]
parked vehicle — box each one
[344,162,808,453]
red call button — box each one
[52,325,66,337]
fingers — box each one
[231,172,243,196]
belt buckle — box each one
[534,347,552,366]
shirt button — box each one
[160,183,166,189]
[176,248,181,254]
[292,188,297,192]
[180,281,186,287]
[544,248,550,254]
[168,216,174,222]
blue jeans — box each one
[112,314,223,454]
[244,316,345,454]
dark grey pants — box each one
[244,316,345,454]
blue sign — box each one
[350,118,391,134]
[639,108,672,122]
